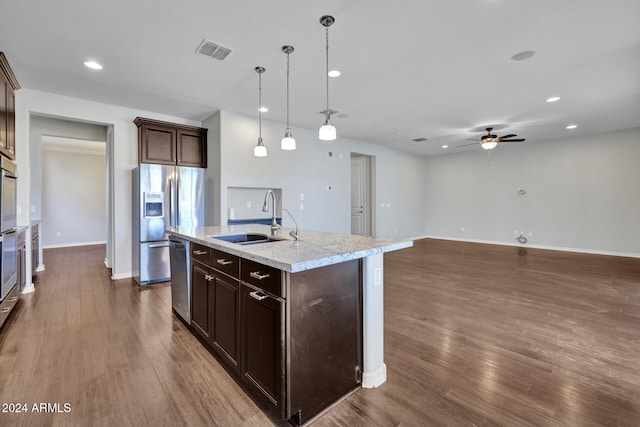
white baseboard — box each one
[43,241,107,249]
[111,271,133,280]
[416,234,640,259]
[362,363,387,389]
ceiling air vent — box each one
[195,39,233,61]
[412,137,428,142]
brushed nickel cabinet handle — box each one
[216,259,233,266]
[0,308,10,314]
[249,291,268,301]
[205,274,214,281]
[8,297,17,302]
[193,250,208,255]
[250,271,270,280]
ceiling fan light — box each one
[319,122,336,141]
[481,141,498,150]
[281,132,296,150]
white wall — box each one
[41,149,106,247]
[15,88,201,280]
[29,115,108,219]
[422,127,640,257]
[208,110,428,238]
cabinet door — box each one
[211,273,240,372]
[140,124,176,165]
[176,129,207,168]
[191,262,211,340]
[18,243,26,293]
[0,74,6,150]
[241,283,284,416]
[6,86,15,158]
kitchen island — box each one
[168,224,412,425]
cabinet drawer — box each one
[211,249,240,278]
[191,243,211,265]
[241,260,283,298]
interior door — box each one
[351,155,371,236]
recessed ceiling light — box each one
[328,70,341,77]
[566,124,577,129]
[441,145,449,149]
[83,61,103,70]
[511,50,536,61]
[258,107,268,113]
[546,96,560,103]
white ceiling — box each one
[1,0,639,156]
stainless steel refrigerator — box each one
[132,164,204,285]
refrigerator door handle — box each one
[169,176,175,228]
[176,175,181,227]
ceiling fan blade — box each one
[457,142,478,148]
[499,139,525,142]
[499,134,516,140]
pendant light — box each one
[281,45,296,150]
[319,15,336,141]
[253,66,267,157]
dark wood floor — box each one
[1,240,639,426]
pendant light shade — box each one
[281,45,296,150]
[254,66,267,157]
[319,123,336,140]
[319,15,336,141]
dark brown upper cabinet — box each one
[134,117,207,168]
[0,52,20,161]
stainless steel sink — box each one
[208,233,284,245]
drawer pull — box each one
[193,250,208,255]
[8,297,17,302]
[0,308,10,314]
[216,259,233,266]
[249,291,268,301]
[205,274,214,281]
[250,271,270,281]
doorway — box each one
[29,115,112,269]
[350,153,374,236]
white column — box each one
[361,253,386,388]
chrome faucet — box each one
[282,208,300,241]
[262,190,281,236]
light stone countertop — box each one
[168,224,413,273]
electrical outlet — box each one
[528,231,533,237]
[246,201,252,209]
[229,208,235,220]
[299,203,304,210]
[56,232,62,237]
[461,227,465,232]
[300,193,304,201]
[514,230,519,236]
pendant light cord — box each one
[325,26,330,122]
[258,71,262,141]
[286,51,290,132]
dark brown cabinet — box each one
[31,224,39,276]
[240,282,284,414]
[17,229,26,294]
[183,239,361,426]
[211,272,240,372]
[0,52,20,160]
[191,261,212,341]
[134,117,207,168]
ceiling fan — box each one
[458,127,525,150]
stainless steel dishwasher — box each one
[169,235,191,324]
